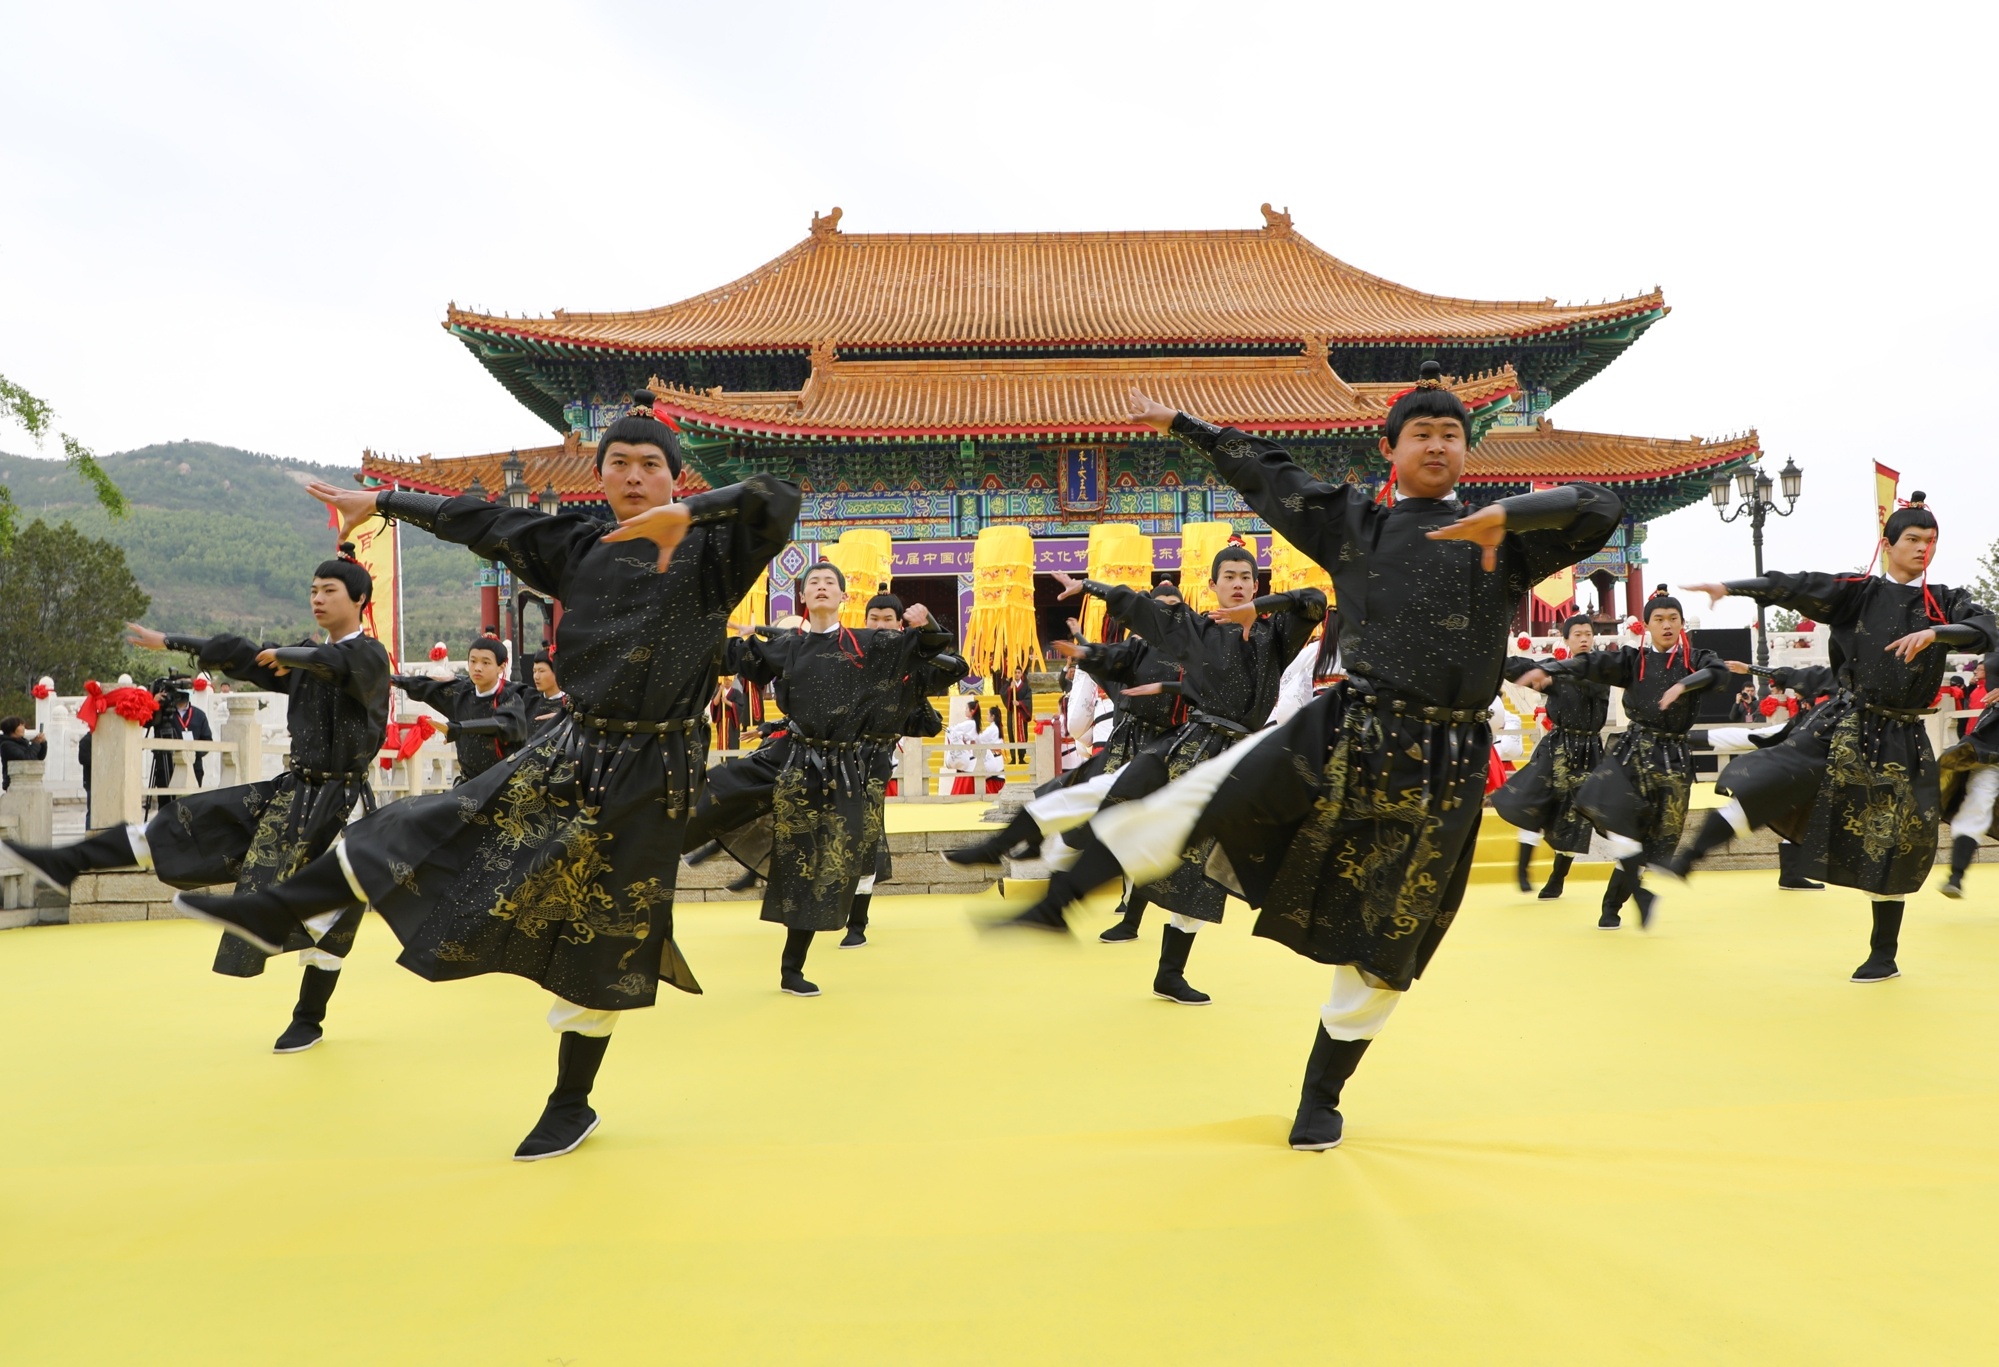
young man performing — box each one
[1495,615,1610,899]
[164,392,798,1159]
[992,364,1620,1148]
[527,651,567,730]
[1937,650,1999,898]
[722,565,957,993]
[1665,497,1996,980]
[946,581,1190,945]
[1535,593,1738,928]
[5,553,390,1054]
[392,636,531,783]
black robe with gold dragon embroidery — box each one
[1560,644,1732,864]
[1162,415,1620,990]
[1491,654,1612,854]
[152,632,390,978]
[1715,572,1997,895]
[337,477,797,1010]
[726,622,959,931]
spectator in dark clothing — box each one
[0,717,48,790]
[149,691,214,788]
[1727,684,1760,723]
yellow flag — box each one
[1874,461,1900,534]
[347,513,400,667]
[1532,565,1574,612]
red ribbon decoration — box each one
[30,682,51,701]
[77,680,159,731]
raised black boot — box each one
[1151,924,1211,1004]
[1851,901,1903,983]
[1940,835,1978,900]
[990,837,1122,933]
[1289,1028,1372,1151]
[1514,840,1535,893]
[726,865,761,893]
[1623,855,1657,930]
[5,825,139,891]
[1664,809,1736,882]
[513,1031,609,1161]
[944,809,1042,874]
[273,966,340,1053]
[1777,839,1825,891]
[780,926,820,996]
[1098,891,1146,943]
[840,894,871,948]
[1598,865,1629,929]
[1538,853,1573,901]
[174,853,356,957]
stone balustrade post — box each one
[0,760,55,846]
[1031,724,1056,786]
[218,695,265,791]
[894,738,922,800]
[88,713,146,831]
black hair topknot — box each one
[595,389,683,476]
[1883,491,1939,544]
[1417,360,1445,385]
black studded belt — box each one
[574,713,698,736]
[285,759,369,783]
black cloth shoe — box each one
[1289,1029,1371,1151]
[273,965,340,1053]
[990,842,1122,933]
[1538,853,1573,901]
[1098,896,1145,943]
[172,853,354,957]
[5,826,137,891]
[1776,839,1825,890]
[839,894,870,948]
[1598,862,1630,929]
[683,839,725,867]
[1514,841,1535,893]
[945,810,1040,872]
[1152,924,1211,1004]
[781,927,821,994]
[726,867,761,893]
[1851,901,1903,983]
[1940,834,1978,899]
[514,1032,609,1161]
[1663,809,1737,882]
[1597,907,1622,929]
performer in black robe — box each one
[4,551,391,1053]
[994,364,1620,1149]
[528,651,567,731]
[1493,615,1610,899]
[1546,592,1735,928]
[392,635,531,783]
[724,564,958,995]
[1665,496,1997,980]
[167,392,798,1159]
[1937,649,1999,898]
[1051,557,1324,1002]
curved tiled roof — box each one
[1462,419,1760,484]
[648,354,1518,441]
[357,435,711,499]
[445,207,1665,353]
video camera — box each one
[148,671,195,716]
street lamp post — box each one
[499,452,530,655]
[1709,456,1804,683]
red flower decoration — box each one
[77,680,159,731]
[1798,620,1816,633]
[1628,621,1644,635]
[1553,646,1569,660]
[30,682,51,700]
[1516,634,1531,650]
[191,674,210,692]
[430,642,449,662]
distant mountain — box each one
[0,441,482,650]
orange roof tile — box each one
[357,435,711,500]
[446,207,1665,353]
[1462,419,1760,484]
[648,353,1519,441]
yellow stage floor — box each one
[4,872,1998,1364]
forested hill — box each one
[0,441,481,649]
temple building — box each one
[362,205,1759,642]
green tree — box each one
[1973,535,1999,620]
[0,519,150,713]
[0,374,127,551]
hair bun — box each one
[1417,360,1444,383]
[336,541,358,558]
[632,389,657,409]
[1909,490,1927,504]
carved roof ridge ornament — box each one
[811,207,844,239]
[1260,203,1293,235]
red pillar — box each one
[480,585,500,635]
[1625,566,1645,619]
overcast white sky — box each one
[4,1,1993,627]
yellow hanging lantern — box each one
[822,528,894,627]
[1177,523,1257,614]
[1269,530,1332,603]
[728,568,769,634]
[966,526,1043,679]
[1081,524,1155,640]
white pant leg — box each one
[1952,767,1999,840]
[1166,912,1203,934]
[1516,828,1543,848]
[1092,728,1281,884]
[1320,965,1403,1041]
[855,873,877,895]
[297,946,345,971]
[548,998,620,1037]
[1600,832,1643,860]
[124,823,154,870]
[1025,767,1124,834]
